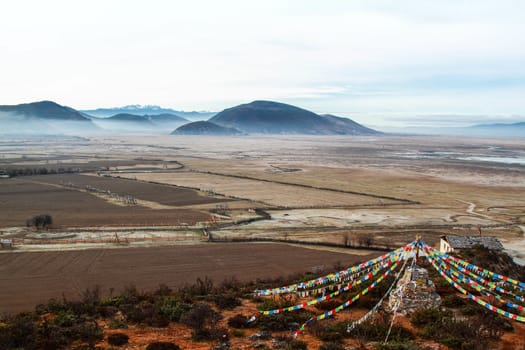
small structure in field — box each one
[440,235,503,254]
[387,265,441,315]
[0,239,13,249]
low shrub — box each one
[71,318,104,347]
[459,304,483,316]
[157,297,192,322]
[180,303,221,330]
[212,293,242,310]
[145,342,180,350]
[441,294,466,308]
[314,299,342,311]
[179,277,214,300]
[218,276,244,293]
[354,294,378,309]
[107,332,129,346]
[284,339,308,350]
[257,297,281,311]
[410,308,452,327]
[120,301,170,327]
[256,311,311,332]
[414,309,505,350]
[154,284,172,296]
[375,341,420,350]
[191,326,228,342]
[319,341,345,350]
[145,314,170,328]
[108,319,128,329]
[227,314,250,328]
[309,321,346,342]
[353,316,413,344]
[231,329,245,337]
[100,305,119,318]
[0,313,37,349]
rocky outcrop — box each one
[387,265,441,315]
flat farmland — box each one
[177,157,525,213]
[37,173,229,207]
[0,177,212,227]
[1,135,524,261]
[122,171,402,207]
[0,243,376,313]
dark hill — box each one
[92,113,188,133]
[0,101,91,121]
[0,101,98,135]
[171,121,242,135]
[107,113,152,122]
[321,114,381,135]
[147,113,188,123]
[92,113,156,133]
[209,100,379,135]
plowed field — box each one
[0,176,215,227]
[0,243,374,313]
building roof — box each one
[444,235,503,250]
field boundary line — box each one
[189,169,420,204]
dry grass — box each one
[122,171,399,207]
[1,134,524,247]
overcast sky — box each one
[1,0,524,127]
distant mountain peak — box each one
[120,104,164,110]
[30,100,62,107]
[81,105,216,121]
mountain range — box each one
[81,105,215,121]
[2,100,522,138]
[463,122,525,138]
[386,122,525,138]
[91,113,188,133]
[1,100,381,136]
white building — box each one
[440,235,503,254]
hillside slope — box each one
[171,121,242,135]
[209,100,379,135]
[0,101,98,135]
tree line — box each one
[1,167,80,177]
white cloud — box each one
[0,0,524,126]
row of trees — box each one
[1,167,79,177]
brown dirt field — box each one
[124,171,400,207]
[36,173,230,207]
[0,243,376,314]
[0,177,211,227]
[178,156,525,215]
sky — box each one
[1,0,525,128]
